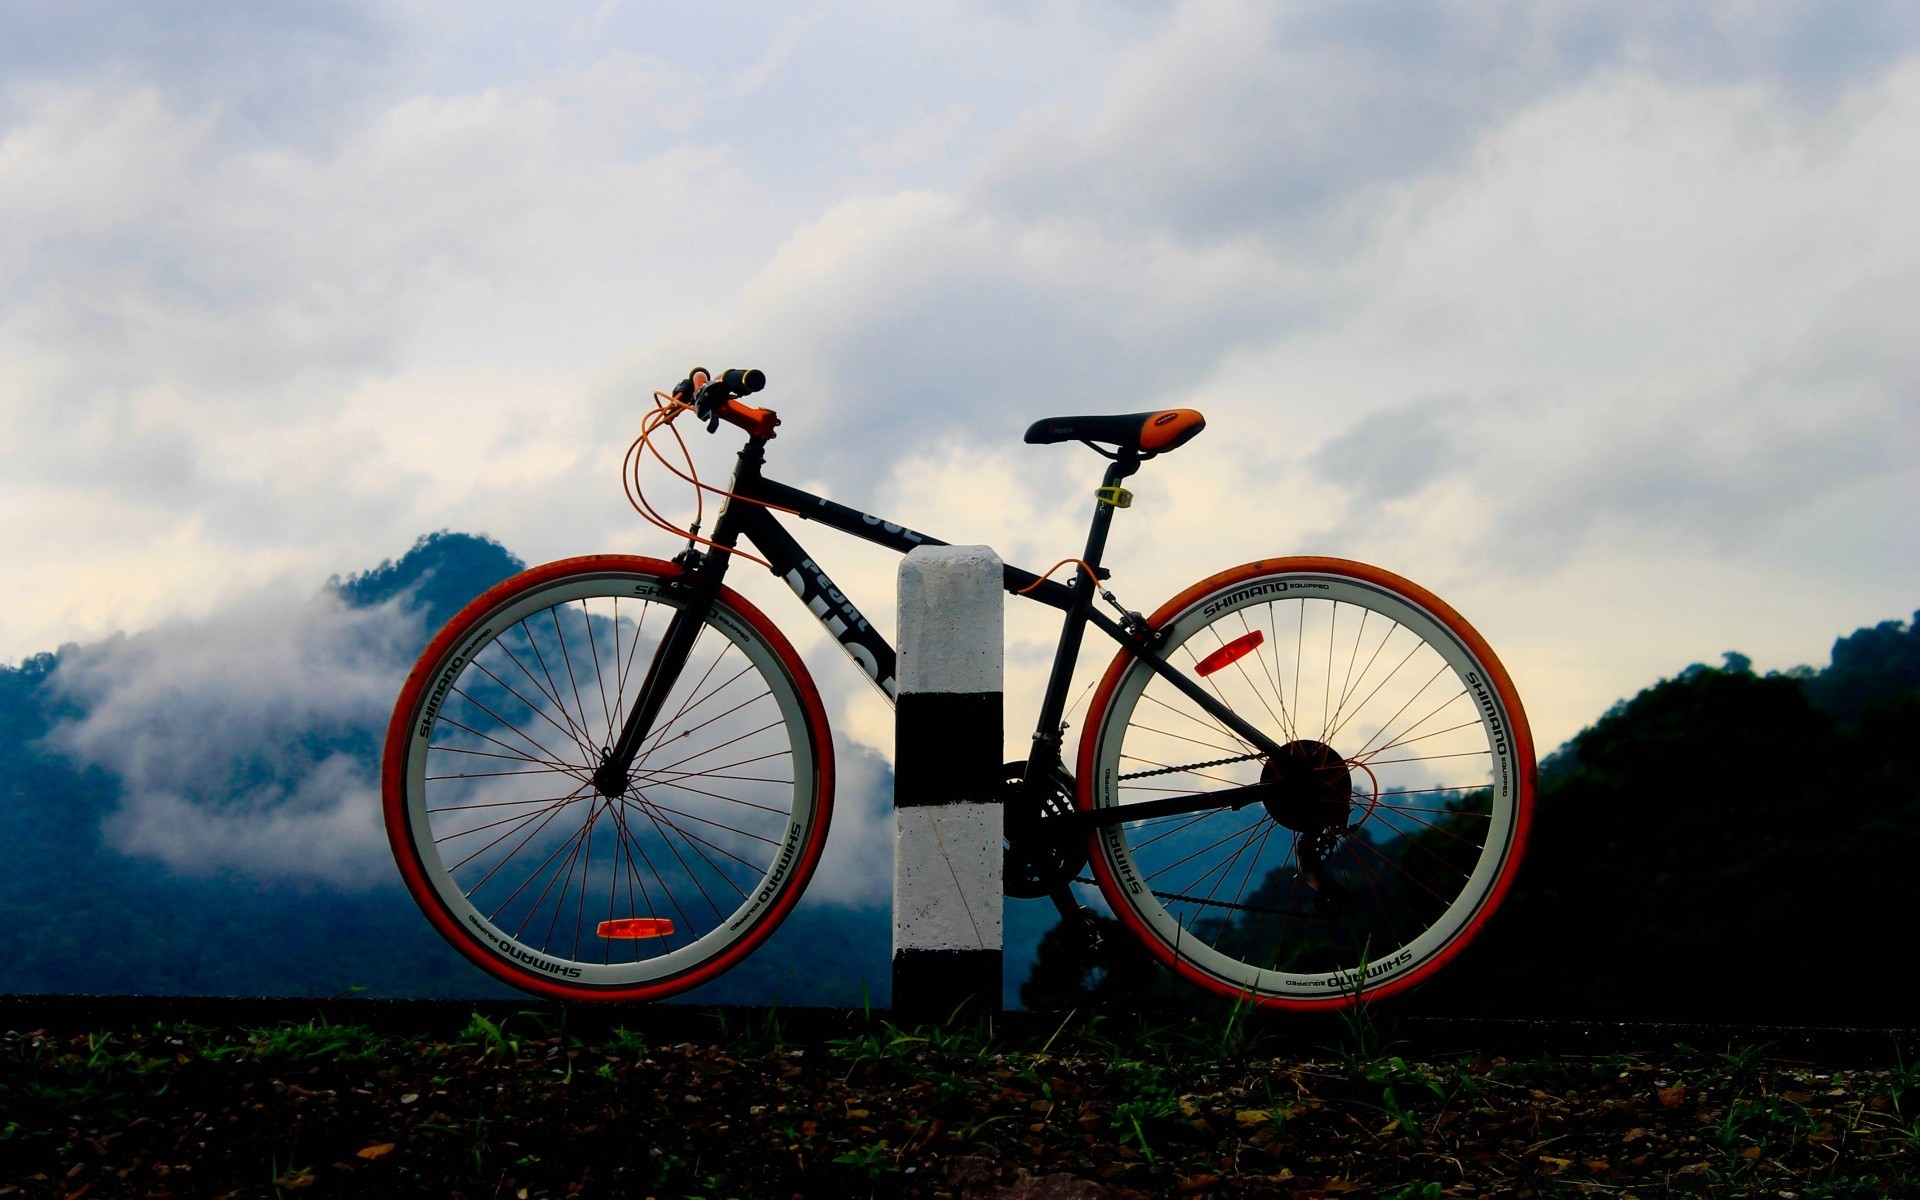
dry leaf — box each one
[355,1144,394,1160]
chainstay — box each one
[1118,751,1265,781]
[1072,876,1325,920]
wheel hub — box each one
[1259,740,1353,833]
[592,753,630,799]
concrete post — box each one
[893,545,1004,1019]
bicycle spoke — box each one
[626,799,782,847]
[433,793,590,843]
[469,656,598,762]
[581,599,615,744]
[1356,710,1481,762]
[606,798,697,950]
[1344,661,1453,762]
[450,686,580,777]
[432,716,585,778]
[635,638,737,764]
[460,789,589,897]
[638,775,794,815]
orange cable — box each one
[1016,558,1101,595]
[621,389,800,570]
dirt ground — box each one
[2,1005,1915,1199]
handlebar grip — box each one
[719,368,765,395]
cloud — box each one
[45,586,422,885]
[35,557,907,908]
[0,1,405,145]
[801,740,895,907]
[6,0,1919,766]
[0,52,782,656]
[1313,396,1475,505]
[1261,65,1920,569]
[973,0,1920,244]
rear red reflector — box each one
[597,918,674,939]
[1195,630,1264,677]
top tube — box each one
[740,471,1079,609]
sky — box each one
[5,0,1919,890]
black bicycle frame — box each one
[595,434,1293,829]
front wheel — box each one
[1079,558,1533,1009]
[381,555,833,1001]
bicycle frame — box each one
[594,434,1295,837]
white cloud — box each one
[44,587,422,885]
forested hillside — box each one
[1416,621,1920,1025]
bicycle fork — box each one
[591,534,743,800]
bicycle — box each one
[381,368,1536,1009]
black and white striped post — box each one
[893,544,1004,1020]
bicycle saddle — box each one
[1024,409,1206,456]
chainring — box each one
[1000,759,1088,899]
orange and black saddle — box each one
[1024,409,1206,457]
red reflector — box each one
[1195,630,1264,677]
[597,918,674,939]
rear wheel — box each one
[382,555,833,1001]
[1079,558,1533,1009]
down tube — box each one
[739,507,899,701]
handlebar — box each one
[673,366,779,440]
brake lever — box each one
[691,383,724,433]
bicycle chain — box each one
[1117,750,1265,781]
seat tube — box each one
[1029,456,1138,767]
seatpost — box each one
[1078,454,1140,579]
